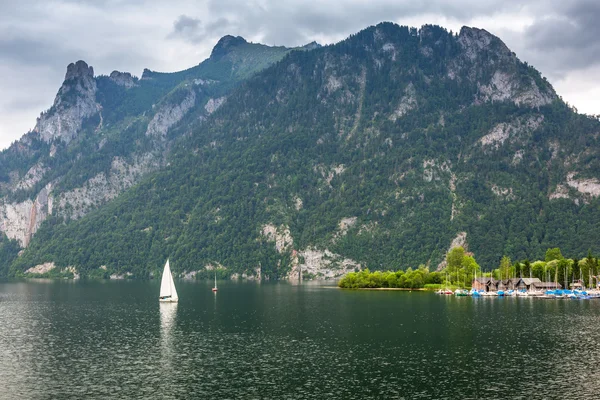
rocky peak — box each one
[109,70,135,88]
[210,35,248,59]
[457,26,512,61]
[33,60,99,143]
[301,41,321,50]
[140,68,153,80]
[65,60,94,81]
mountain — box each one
[4,22,600,280]
[0,36,303,253]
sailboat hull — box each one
[159,297,178,303]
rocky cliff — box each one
[33,60,100,144]
[0,35,308,255]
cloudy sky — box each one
[1,0,599,149]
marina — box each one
[437,277,600,299]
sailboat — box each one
[159,259,178,303]
[212,272,218,292]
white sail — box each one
[159,259,178,302]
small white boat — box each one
[159,259,178,303]
[212,272,218,292]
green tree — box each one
[522,259,531,278]
[498,256,512,280]
[545,248,563,262]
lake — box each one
[1,280,599,399]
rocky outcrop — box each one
[146,89,196,138]
[549,184,571,200]
[13,163,48,192]
[261,224,293,253]
[491,184,515,200]
[437,232,468,271]
[33,60,99,144]
[479,115,544,149]
[314,164,345,186]
[25,262,56,275]
[0,183,53,246]
[389,83,417,121]
[566,172,600,198]
[204,97,226,114]
[109,71,136,88]
[422,159,451,183]
[449,27,556,108]
[56,154,161,220]
[287,248,361,280]
[338,217,357,236]
[0,152,159,246]
[210,35,248,59]
[477,71,554,107]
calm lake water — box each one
[1,280,600,399]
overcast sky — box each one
[1,0,599,149]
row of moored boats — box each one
[436,288,600,299]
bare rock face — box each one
[146,89,196,138]
[479,115,544,150]
[12,162,48,192]
[261,224,293,253]
[0,183,53,246]
[287,248,361,280]
[109,70,136,88]
[566,172,600,199]
[0,152,160,247]
[204,97,226,114]
[33,60,100,144]
[477,71,554,107]
[437,232,468,271]
[210,35,247,59]
[389,83,417,121]
[25,262,56,275]
[450,27,556,108]
[457,27,504,62]
[56,154,161,220]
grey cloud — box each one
[0,37,78,69]
[204,0,529,46]
[173,15,201,33]
[523,0,600,76]
[169,15,234,44]
[4,0,600,150]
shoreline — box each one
[338,287,429,291]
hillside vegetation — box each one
[5,23,600,279]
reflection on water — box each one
[2,280,600,399]
[159,302,177,332]
[159,302,177,374]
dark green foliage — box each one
[0,235,20,277]
[338,267,439,289]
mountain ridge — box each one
[0,34,308,252]
[3,22,600,280]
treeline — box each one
[337,246,600,290]
[338,267,442,289]
[338,245,478,289]
[491,247,599,288]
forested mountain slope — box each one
[7,22,600,279]
[0,35,303,255]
